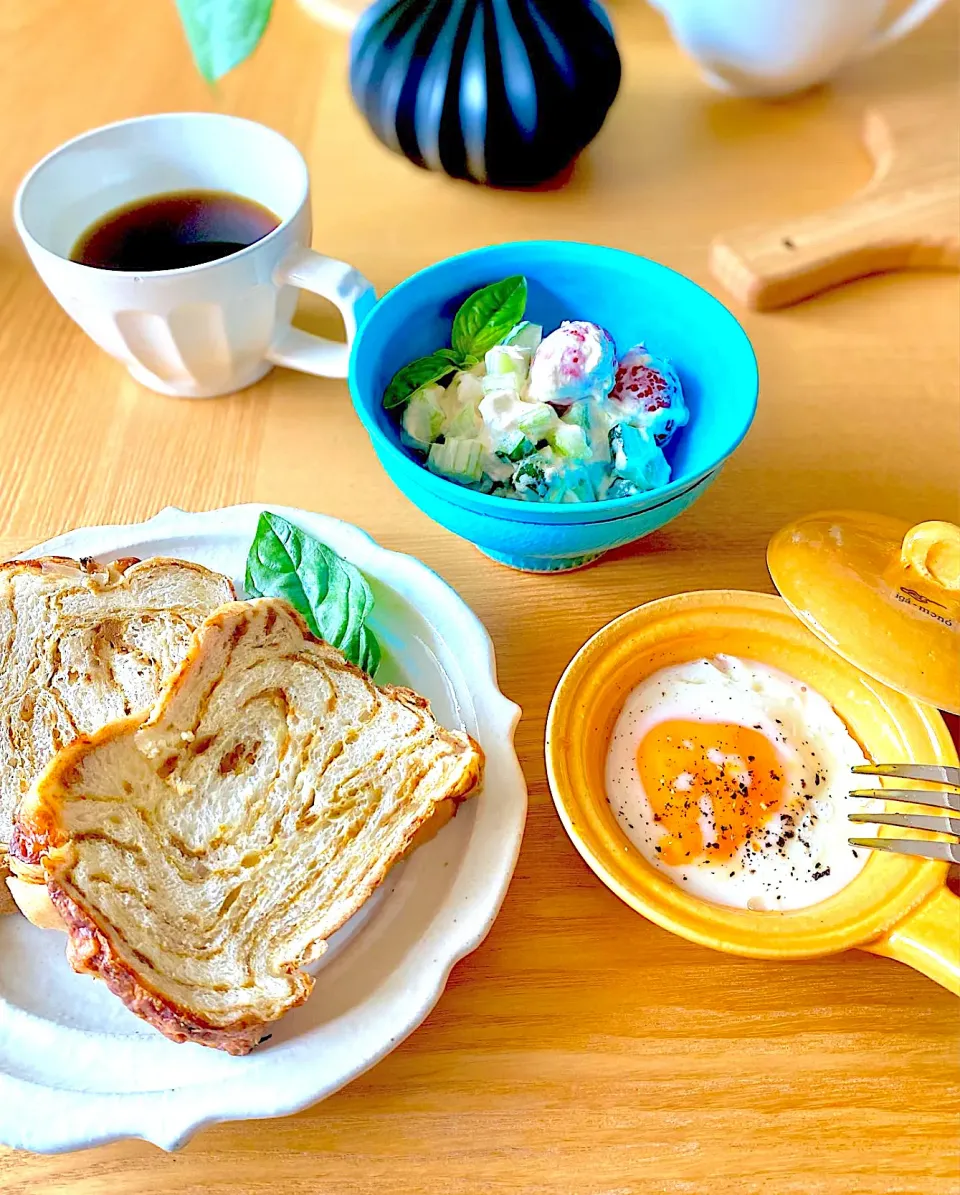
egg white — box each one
[604,655,882,911]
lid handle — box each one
[900,521,960,592]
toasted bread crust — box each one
[13,598,484,1052]
[0,555,227,584]
[48,886,273,1055]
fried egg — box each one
[604,656,882,911]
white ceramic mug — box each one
[13,113,376,398]
[650,0,948,96]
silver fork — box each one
[848,763,960,864]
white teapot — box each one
[650,0,947,96]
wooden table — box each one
[1,2,958,1191]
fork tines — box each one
[849,761,960,864]
[848,836,960,864]
[852,763,960,787]
[849,787,960,812]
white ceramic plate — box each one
[0,505,526,1153]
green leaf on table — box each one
[245,511,381,676]
[383,352,460,410]
[175,0,274,83]
[451,275,528,360]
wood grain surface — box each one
[0,1,958,1192]
[710,82,960,309]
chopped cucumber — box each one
[401,387,445,450]
[504,321,543,353]
[550,423,590,460]
[496,429,537,462]
[481,450,515,483]
[479,390,527,437]
[482,345,529,396]
[427,437,485,485]
[609,423,670,492]
[512,447,558,499]
[517,403,560,442]
[445,401,482,439]
[538,464,596,503]
[606,477,639,499]
[562,467,597,502]
[449,370,484,408]
[562,401,592,431]
[485,344,529,378]
[481,371,524,396]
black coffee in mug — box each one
[70,189,281,272]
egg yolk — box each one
[635,720,786,866]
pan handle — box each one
[860,885,960,995]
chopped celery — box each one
[496,429,537,462]
[504,321,543,353]
[517,403,560,443]
[401,387,445,450]
[609,423,670,492]
[537,464,596,503]
[445,402,482,439]
[550,423,590,460]
[563,468,597,502]
[607,477,639,499]
[449,370,484,408]
[562,401,592,431]
[427,438,485,484]
[481,371,524,396]
[481,450,515,482]
[479,390,527,438]
[485,344,529,378]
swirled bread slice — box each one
[12,598,483,1054]
[0,556,235,914]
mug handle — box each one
[860,885,960,995]
[267,247,376,379]
[857,0,947,56]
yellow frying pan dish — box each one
[546,588,959,992]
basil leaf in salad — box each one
[245,511,381,676]
[451,275,528,359]
[383,352,460,410]
[381,276,527,411]
[175,0,274,83]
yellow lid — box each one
[767,511,960,714]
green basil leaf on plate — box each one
[175,0,274,83]
[245,511,381,676]
[451,275,528,359]
[383,352,460,410]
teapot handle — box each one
[858,0,948,56]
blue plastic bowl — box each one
[349,242,758,572]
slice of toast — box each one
[0,556,235,913]
[12,598,483,1054]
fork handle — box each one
[861,886,960,996]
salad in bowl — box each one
[349,240,758,571]
[384,277,689,505]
